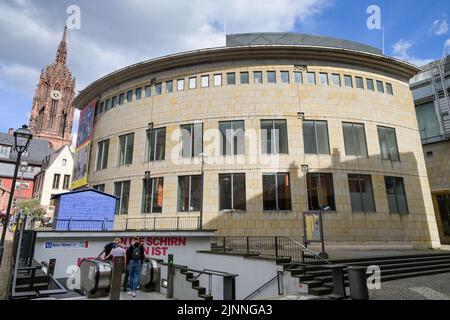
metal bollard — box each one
[328,264,347,299]
[348,266,369,300]
[166,254,174,299]
[223,275,236,301]
[110,256,125,300]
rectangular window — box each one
[63,175,71,189]
[416,102,441,141]
[146,127,166,161]
[99,102,104,114]
[307,72,316,84]
[261,120,289,154]
[177,79,185,91]
[93,184,105,192]
[366,79,375,91]
[166,80,173,93]
[307,173,336,211]
[385,176,409,214]
[386,83,394,95]
[267,71,276,84]
[348,174,376,213]
[119,93,125,105]
[111,96,117,108]
[142,177,164,214]
[0,145,11,157]
[355,77,364,89]
[219,120,245,155]
[332,74,341,86]
[114,180,131,215]
[52,174,60,189]
[303,120,330,155]
[344,75,353,88]
[254,71,263,84]
[189,77,197,89]
[177,175,202,212]
[280,71,290,84]
[181,123,203,157]
[155,83,162,95]
[262,173,292,211]
[377,126,400,161]
[145,85,152,97]
[214,74,222,86]
[105,99,111,111]
[319,73,329,85]
[227,73,236,85]
[118,133,134,166]
[294,71,303,84]
[343,122,368,157]
[240,72,249,84]
[96,139,110,171]
[219,173,246,211]
[376,80,384,93]
[201,75,209,88]
[135,88,142,100]
[127,90,133,102]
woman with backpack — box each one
[126,237,145,297]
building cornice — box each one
[74,45,420,109]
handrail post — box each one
[246,237,250,254]
[177,217,180,231]
[223,237,226,253]
[125,217,128,231]
[68,218,72,231]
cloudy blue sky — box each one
[0,0,449,144]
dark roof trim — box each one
[73,45,420,109]
[50,188,119,200]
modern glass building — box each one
[73,33,440,248]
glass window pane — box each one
[376,80,384,93]
[155,83,162,95]
[127,90,133,102]
[367,79,374,91]
[219,174,232,210]
[233,121,245,155]
[254,71,263,84]
[219,121,232,156]
[377,127,389,160]
[348,175,363,212]
[415,102,441,140]
[343,123,356,156]
[166,81,173,93]
[145,86,151,97]
[277,174,292,210]
[281,71,290,83]
[240,72,249,84]
[233,174,246,211]
[102,140,109,169]
[316,121,330,154]
[105,99,110,111]
[147,129,156,161]
[214,74,222,86]
[320,73,329,85]
[119,93,125,105]
[152,178,164,213]
[360,176,375,212]
[227,73,236,85]
[118,135,126,165]
[263,175,277,210]
[155,128,166,161]
[181,124,192,158]
[356,77,364,89]
[111,96,117,108]
[354,124,368,157]
[386,83,394,95]
[122,181,130,215]
[142,178,152,213]
[177,79,184,91]
[190,175,202,211]
[386,128,399,161]
[261,120,273,154]
[303,121,317,154]
[344,75,353,87]
[189,77,197,89]
[274,120,288,154]
[125,133,134,164]
[294,71,303,84]
[267,71,276,83]
[135,88,142,100]
[307,174,320,210]
[201,75,209,88]
[193,123,203,157]
[307,72,316,84]
[178,176,190,212]
[332,74,341,86]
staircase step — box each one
[301,280,325,288]
[309,286,333,296]
[15,282,48,292]
[187,279,200,287]
[288,268,308,276]
[329,252,450,265]
[192,286,206,295]
[199,293,213,300]
[291,274,317,281]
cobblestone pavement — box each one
[369,273,450,300]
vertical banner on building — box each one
[70,99,96,190]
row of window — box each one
[52,174,71,190]
[96,120,400,170]
[95,70,394,116]
[98,173,408,215]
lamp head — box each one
[13,125,33,154]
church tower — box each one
[29,26,75,150]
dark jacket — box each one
[126,242,145,264]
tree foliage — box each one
[18,199,46,219]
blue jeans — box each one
[128,260,141,291]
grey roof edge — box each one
[73,43,421,109]
[50,187,119,200]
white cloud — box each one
[431,18,449,36]
[392,39,434,67]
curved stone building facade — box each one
[74,33,441,248]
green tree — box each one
[18,199,46,220]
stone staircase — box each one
[180,269,213,300]
[279,252,450,297]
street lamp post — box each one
[0,125,33,264]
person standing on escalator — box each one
[126,237,145,297]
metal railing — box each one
[37,216,201,232]
[243,270,284,300]
[211,236,331,272]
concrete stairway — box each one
[180,269,213,300]
[280,252,450,296]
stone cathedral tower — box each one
[29,26,75,150]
